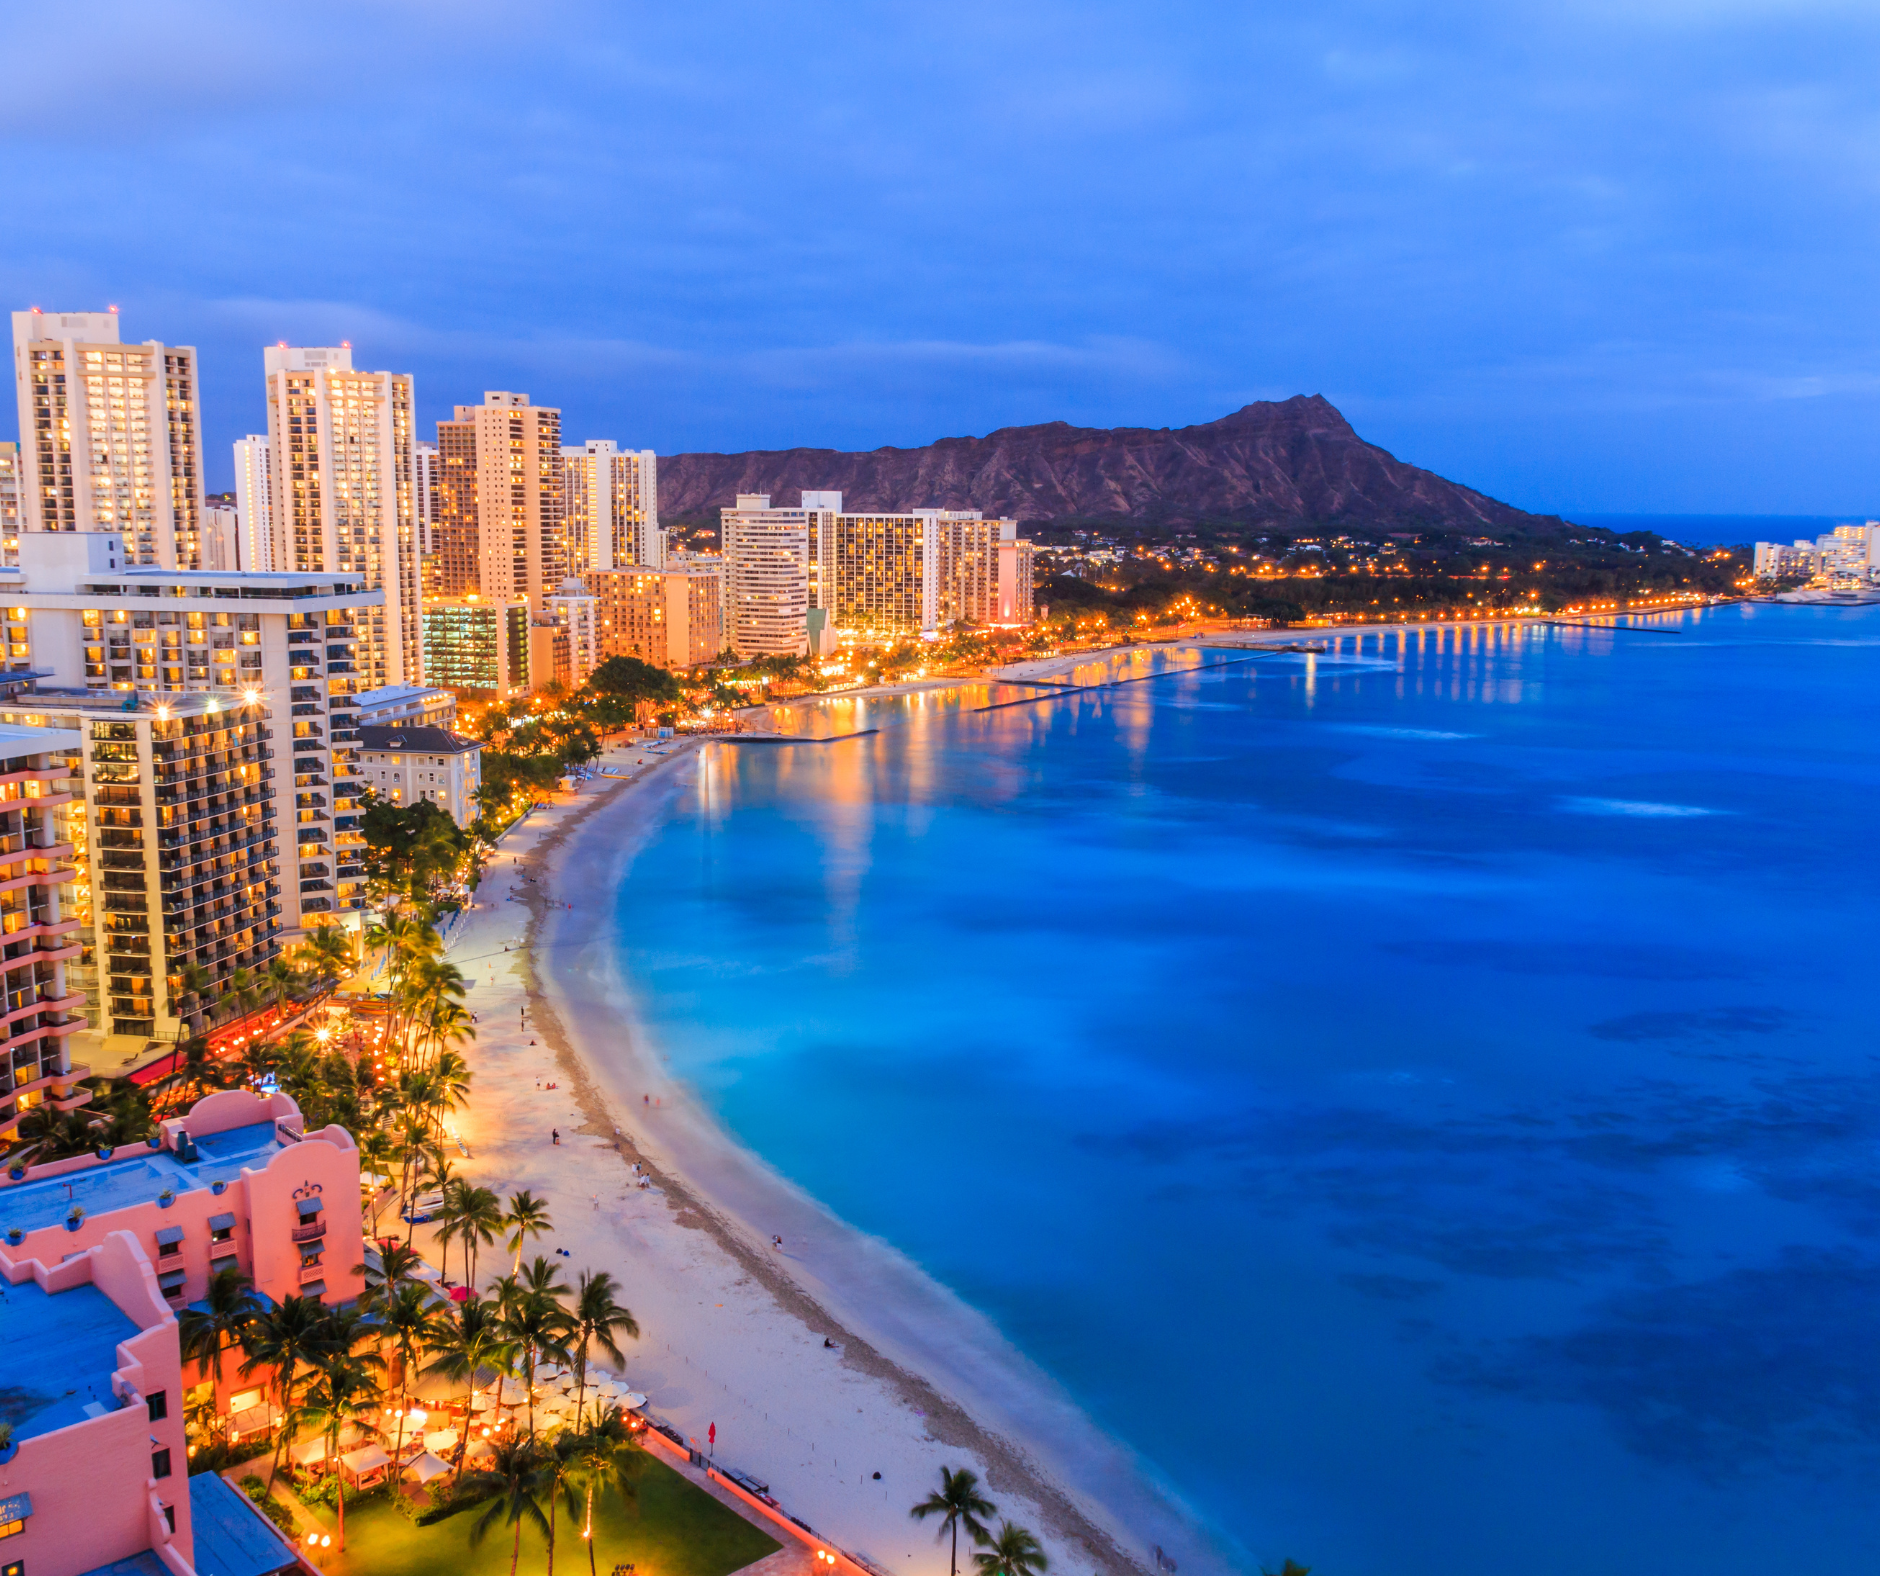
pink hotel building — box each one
[0,1087,361,1575]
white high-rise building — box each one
[10,308,206,568]
[721,493,821,657]
[561,440,661,571]
[262,344,420,690]
[413,439,439,557]
[232,433,274,572]
[0,440,20,566]
[202,500,240,571]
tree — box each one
[971,1523,1049,1576]
[496,1257,573,1441]
[294,921,355,990]
[240,1295,334,1477]
[377,1279,448,1475]
[419,1435,553,1576]
[179,1265,262,1385]
[567,1269,639,1426]
[1260,1565,1311,1576]
[911,1466,999,1576]
[587,655,680,710]
[300,1350,384,1551]
[562,1406,643,1576]
[502,1189,554,1273]
[423,1293,515,1478]
[362,1239,427,1310]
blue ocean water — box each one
[614,606,1880,1576]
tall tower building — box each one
[261,345,420,689]
[561,440,660,572]
[10,308,205,568]
[232,433,273,572]
[413,440,440,557]
[721,493,826,657]
[431,392,564,611]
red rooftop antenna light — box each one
[341,340,351,349]
[277,340,288,348]
[107,304,118,313]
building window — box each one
[163,1502,176,1532]
[0,1520,20,1539]
[152,1447,172,1479]
[147,1388,168,1421]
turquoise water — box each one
[615,607,1880,1575]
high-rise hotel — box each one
[10,309,206,569]
[431,391,565,610]
[260,345,420,690]
[721,491,1035,654]
[562,440,661,572]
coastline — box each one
[516,747,1227,1575]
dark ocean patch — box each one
[1383,939,1748,981]
[1432,1247,1880,1480]
[1590,1006,1792,1042]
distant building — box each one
[232,432,274,572]
[721,494,815,657]
[1754,524,1880,586]
[721,491,1035,652]
[664,554,724,666]
[10,308,207,569]
[413,438,440,558]
[359,724,482,826]
[545,580,600,686]
[261,344,420,690]
[432,392,565,612]
[562,440,661,572]
[528,618,571,691]
[201,497,240,571]
[353,682,455,729]
[422,595,531,697]
[580,568,669,667]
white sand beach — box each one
[414,731,1232,1576]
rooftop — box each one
[0,1121,283,1235]
[0,1279,138,1440]
[187,1471,299,1576]
[358,725,480,754]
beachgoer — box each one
[552,1129,560,1144]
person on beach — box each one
[552,1128,560,1144]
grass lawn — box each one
[301,1453,781,1576]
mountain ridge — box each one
[656,395,1558,534]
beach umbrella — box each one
[532,1361,562,1381]
[423,1428,460,1456]
[403,1451,453,1485]
[621,1392,647,1410]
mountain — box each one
[656,395,1556,535]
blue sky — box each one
[5,0,1878,514]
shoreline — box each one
[512,748,1227,1576]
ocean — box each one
[610,605,1880,1575]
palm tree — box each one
[458,1184,504,1288]
[911,1466,998,1576]
[419,1435,552,1576]
[359,1128,401,1235]
[179,1265,262,1387]
[971,1523,1049,1576]
[300,1351,384,1552]
[562,1406,643,1576]
[496,1259,573,1442]
[168,961,211,1044]
[377,1279,448,1474]
[240,1295,334,1477]
[567,1270,638,1427]
[295,921,355,992]
[502,1189,553,1273]
[423,1293,514,1477]
[1260,1565,1311,1576]
[264,954,299,1008]
[361,1240,426,1309]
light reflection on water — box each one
[618,608,1880,1576]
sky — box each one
[5,0,1879,515]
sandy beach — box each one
[416,731,1227,1576]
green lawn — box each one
[303,1453,781,1576]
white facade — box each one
[262,345,420,691]
[232,433,273,572]
[413,439,439,557]
[10,309,206,569]
[562,440,661,572]
[1754,524,1880,586]
[359,725,482,827]
[202,502,240,571]
[0,440,19,565]
[545,579,600,686]
[721,494,819,657]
